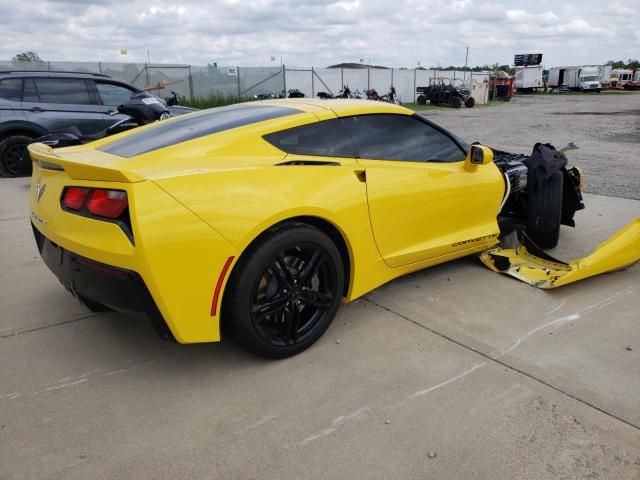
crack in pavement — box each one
[0,312,103,339]
[363,297,640,432]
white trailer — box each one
[547,67,563,87]
[515,66,543,91]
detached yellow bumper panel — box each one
[480,218,640,288]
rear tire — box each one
[223,223,344,358]
[464,97,475,108]
[0,135,34,177]
[450,97,462,108]
[527,170,563,249]
[417,95,427,105]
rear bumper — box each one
[32,223,174,340]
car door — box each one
[350,114,504,268]
[21,77,105,135]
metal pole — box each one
[282,64,286,96]
[491,62,498,101]
[188,65,194,101]
[413,68,417,102]
[237,66,241,99]
[145,63,150,88]
[341,68,344,89]
[391,68,394,88]
[98,62,102,74]
[311,67,315,97]
[367,66,370,90]
[463,46,469,84]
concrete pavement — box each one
[1,177,639,479]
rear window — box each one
[100,104,301,158]
[0,78,22,101]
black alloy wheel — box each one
[251,244,336,347]
[0,135,33,177]
[224,223,344,358]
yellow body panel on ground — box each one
[480,218,640,288]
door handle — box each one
[30,107,44,113]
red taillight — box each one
[87,189,128,218]
[63,187,90,210]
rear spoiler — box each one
[28,143,144,183]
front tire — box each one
[223,223,344,358]
[527,171,563,249]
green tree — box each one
[626,59,640,70]
[606,60,626,69]
[12,51,44,63]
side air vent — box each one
[275,160,341,166]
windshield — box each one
[581,76,598,82]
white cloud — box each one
[0,0,638,67]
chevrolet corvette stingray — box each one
[28,99,638,357]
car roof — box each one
[0,71,120,81]
[257,98,414,117]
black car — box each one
[0,71,192,176]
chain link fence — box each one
[1,60,492,104]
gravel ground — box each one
[419,92,640,200]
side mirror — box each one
[464,145,494,171]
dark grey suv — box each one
[0,71,188,176]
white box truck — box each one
[576,66,602,92]
[515,65,543,91]
[548,66,601,92]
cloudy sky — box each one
[1,0,638,68]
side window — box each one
[0,78,22,101]
[34,78,93,105]
[96,82,135,106]
[264,118,357,157]
[350,114,465,162]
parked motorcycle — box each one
[379,86,399,104]
[317,86,352,100]
[286,89,305,98]
[164,91,182,106]
[365,88,381,101]
[18,91,170,175]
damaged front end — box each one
[485,143,639,288]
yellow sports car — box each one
[27,99,634,357]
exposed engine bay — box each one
[481,143,639,289]
[492,143,584,246]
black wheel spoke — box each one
[252,295,287,320]
[284,305,301,344]
[299,290,334,309]
[272,252,293,289]
[299,250,323,284]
